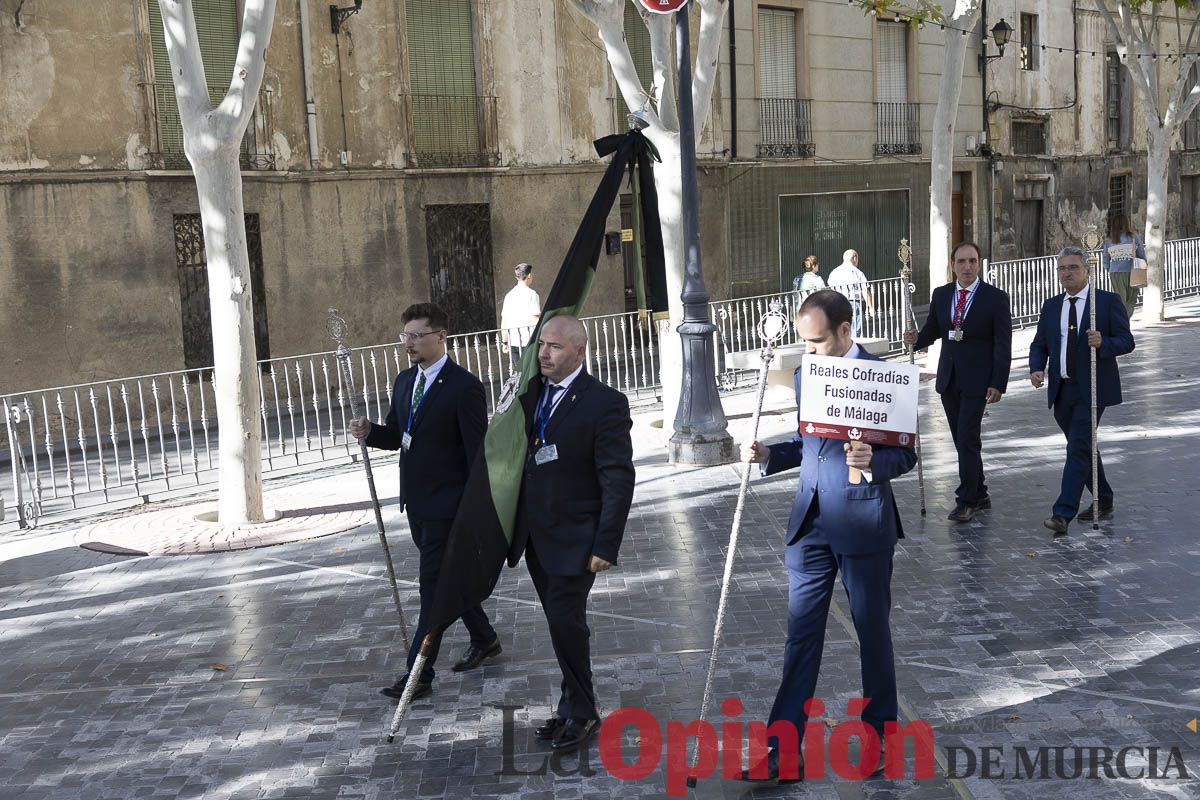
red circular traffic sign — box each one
[637,0,689,13]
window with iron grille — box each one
[405,0,492,167]
[1020,14,1039,71]
[1012,120,1047,155]
[147,0,255,169]
[1109,174,1129,221]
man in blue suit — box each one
[740,290,917,782]
[905,242,1012,522]
[349,303,501,700]
[1029,247,1135,535]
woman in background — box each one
[1101,214,1144,318]
[792,255,825,300]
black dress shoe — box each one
[1043,515,1069,536]
[736,748,803,783]
[551,718,598,751]
[973,495,992,511]
[379,673,431,701]
[1076,503,1114,521]
[534,717,565,741]
[948,503,976,522]
[451,639,502,672]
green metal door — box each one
[779,190,909,292]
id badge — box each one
[402,432,413,451]
[534,444,559,465]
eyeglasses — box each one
[398,329,444,343]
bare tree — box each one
[156,0,278,524]
[852,0,980,295]
[1094,0,1200,321]
[565,0,728,415]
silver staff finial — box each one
[1082,224,1103,252]
[327,308,349,347]
[758,300,790,347]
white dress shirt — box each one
[1058,286,1089,379]
[500,282,541,346]
[412,353,448,404]
[827,263,869,303]
[540,363,584,420]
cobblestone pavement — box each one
[2,301,1199,799]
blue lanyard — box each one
[950,283,979,329]
[536,385,563,445]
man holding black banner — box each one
[513,314,635,753]
[741,290,917,782]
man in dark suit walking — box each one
[511,315,635,753]
[741,290,917,782]
[904,241,1012,522]
[349,303,501,701]
[1029,246,1135,535]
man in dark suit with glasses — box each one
[350,302,502,701]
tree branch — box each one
[156,0,213,125]
[1172,56,1200,125]
[564,0,603,25]
[647,11,679,131]
[691,0,729,141]
[214,0,278,138]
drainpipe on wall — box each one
[728,0,737,160]
[298,0,321,168]
[981,0,994,261]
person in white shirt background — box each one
[827,249,876,338]
[500,262,541,368]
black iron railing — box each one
[874,101,921,155]
[757,98,814,158]
[142,82,275,170]
[404,94,499,168]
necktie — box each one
[412,371,427,410]
[1066,297,1079,380]
[953,288,969,329]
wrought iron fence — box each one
[757,98,814,159]
[5,240,1200,528]
[403,94,499,168]
[985,237,1200,326]
[874,102,921,155]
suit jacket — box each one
[365,358,487,521]
[766,349,917,555]
[913,281,1013,396]
[512,372,636,576]
[1028,289,1134,408]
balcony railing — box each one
[1183,116,1200,151]
[757,97,814,159]
[142,82,275,170]
[874,102,921,156]
[403,94,499,168]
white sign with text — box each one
[798,354,920,446]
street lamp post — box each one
[669,0,734,466]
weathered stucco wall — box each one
[0,164,729,393]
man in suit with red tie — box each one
[511,315,635,753]
[1029,247,1135,535]
[904,242,1012,522]
[349,303,501,701]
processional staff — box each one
[327,309,411,647]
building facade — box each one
[718,0,987,300]
[0,0,729,392]
[983,1,1200,259]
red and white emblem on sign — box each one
[637,0,689,13]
